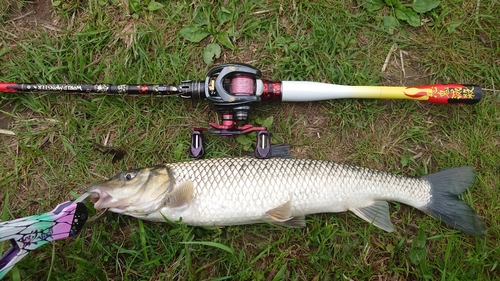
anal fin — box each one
[166,181,194,208]
[351,201,394,232]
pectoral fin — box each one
[266,199,293,222]
[351,201,394,232]
[166,181,194,208]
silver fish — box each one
[88,150,486,235]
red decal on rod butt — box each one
[404,84,476,104]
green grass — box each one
[1,0,499,280]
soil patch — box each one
[4,0,57,33]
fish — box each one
[87,146,486,236]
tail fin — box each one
[422,166,486,236]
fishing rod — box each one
[0,63,482,158]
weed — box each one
[360,0,441,34]
[179,3,240,65]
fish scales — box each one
[163,158,430,226]
[88,154,486,235]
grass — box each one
[1,0,499,280]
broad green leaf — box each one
[227,25,240,38]
[235,134,254,150]
[256,116,274,128]
[53,1,61,7]
[412,0,440,13]
[203,43,221,65]
[173,143,184,161]
[446,20,461,33]
[147,0,164,11]
[262,116,274,128]
[216,32,235,50]
[273,263,288,281]
[217,7,232,25]
[410,245,427,264]
[193,8,207,25]
[129,0,141,12]
[410,229,427,264]
[400,156,409,167]
[384,0,398,7]
[236,135,253,146]
[382,16,400,34]
[395,8,421,27]
[179,24,210,43]
[363,0,385,12]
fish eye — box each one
[123,170,138,181]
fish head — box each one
[88,165,172,212]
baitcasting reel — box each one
[178,63,283,159]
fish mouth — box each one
[89,189,127,211]
[89,189,110,210]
